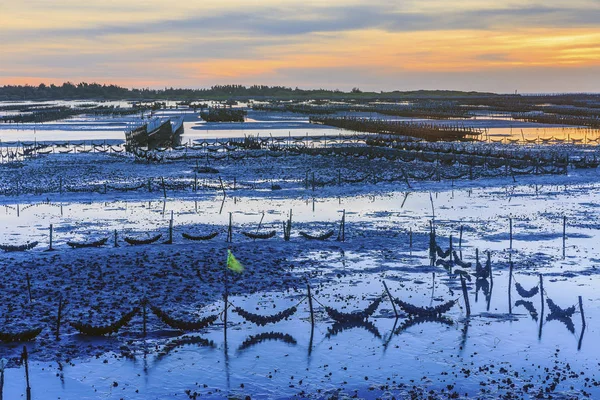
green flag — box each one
[227,249,244,273]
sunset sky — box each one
[1,0,599,93]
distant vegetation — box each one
[0,82,498,101]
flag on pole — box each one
[227,249,244,273]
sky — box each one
[0,0,599,93]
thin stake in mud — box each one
[429,192,435,221]
[219,176,226,197]
[307,284,315,355]
[227,213,233,243]
[167,210,174,244]
[1,357,5,400]
[26,273,32,303]
[459,225,463,252]
[508,261,514,315]
[48,224,54,251]
[382,281,399,318]
[142,298,147,338]
[460,275,471,317]
[578,295,586,351]
[56,295,64,341]
[255,211,265,238]
[509,217,513,250]
[114,229,119,247]
[538,274,544,340]
[337,209,346,242]
[22,346,31,400]
[562,216,567,258]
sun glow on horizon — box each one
[1,1,600,92]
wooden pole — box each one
[459,225,463,251]
[578,295,586,351]
[168,211,174,244]
[538,274,544,339]
[508,261,513,315]
[22,346,31,400]
[142,299,147,338]
[227,212,233,243]
[509,217,513,250]
[409,228,413,249]
[460,275,471,317]
[1,357,5,400]
[579,295,586,329]
[307,284,315,329]
[26,273,32,303]
[562,216,567,258]
[223,290,228,343]
[114,229,119,247]
[49,224,53,251]
[487,251,493,284]
[219,176,226,197]
[382,281,399,318]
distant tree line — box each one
[0,82,500,101]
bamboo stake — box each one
[48,224,53,251]
[25,273,32,303]
[22,346,31,400]
[460,275,471,317]
[1,357,5,400]
[538,274,544,340]
[578,295,586,351]
[227,212,233,243]
[56,295,64,340]
[508,261,513,315]
[509,217,513,250]
[562,216,567,258]
[382,281,399,318]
